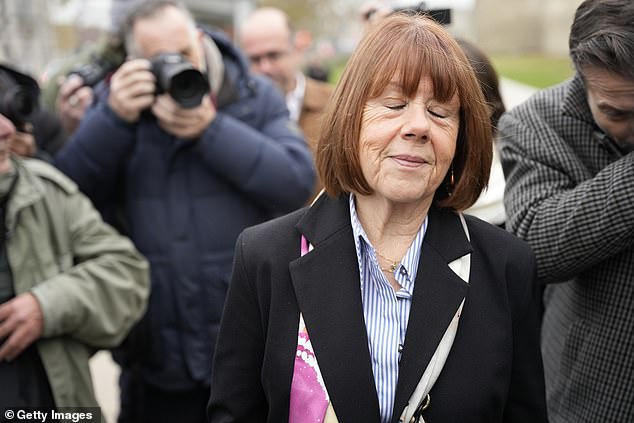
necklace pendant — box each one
[390,263,398,272]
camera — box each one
[0,64,40,130]
[150,53,210,109]
[68,42,126,88]
[69,57,119,88]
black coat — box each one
[55,30,315,389]
[209,194,547,422]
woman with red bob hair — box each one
[209,13,547,423]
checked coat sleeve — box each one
[497,75,634,423]
[497,77,634,283]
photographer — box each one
[0,89,149,412]
[55,1,314,422]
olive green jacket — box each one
[5,157,149,409]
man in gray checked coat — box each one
[498,0,634,422]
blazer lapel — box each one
[392,208,471,421]
[290,194,381,423]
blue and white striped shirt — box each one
[348,194,428,423]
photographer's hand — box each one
[152,93,215,139]
[108,59,156,123]
[10,123,36,157]
[0,293,44,362]
[57,74,94,135]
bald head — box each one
[240,8,291,41]
[239,7,299,95]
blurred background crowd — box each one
[1,0,579,92]
[0,1,604,422]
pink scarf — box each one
[288,236,330,423]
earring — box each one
[447,164,455,197]
[450,165,455,187]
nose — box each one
[401,105,430,142]
[257,56,276,75]
[0,114,15,140]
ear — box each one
[294,29,313,53]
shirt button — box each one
[400,267,407,276]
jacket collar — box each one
[291,194,471,422]
[5,157,44,232]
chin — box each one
[385,191,429,205]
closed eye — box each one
[429,109,448,118]
[598,104,633,121]
[386,104,406,110]
[605,110,631,121]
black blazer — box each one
[208,194,547,423]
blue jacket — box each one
[55,30,315,389]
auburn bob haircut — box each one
[315,13,492,211]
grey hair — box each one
[569,0,634,80]
[122,0,197,58]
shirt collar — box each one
[349,194,427,291]
[286,72,306,122]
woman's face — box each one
[359,75,460,206]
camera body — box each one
[150,53,210,109]
[69,51,210,109]
[0,64,40,130]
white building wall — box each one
[475,0,584,57]
[541,0,582,56]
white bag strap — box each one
[399,213,471,423]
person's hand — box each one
[10,123,36,157]
[56,74,94,135]
[152,93,215,139]
[0,293,44,361]
[108,58,156,123]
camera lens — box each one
[0,64,40,128]
[167,68,209,108]
[151,53,209,108]
[1,86,37,125]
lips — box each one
[391,154,427,167]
